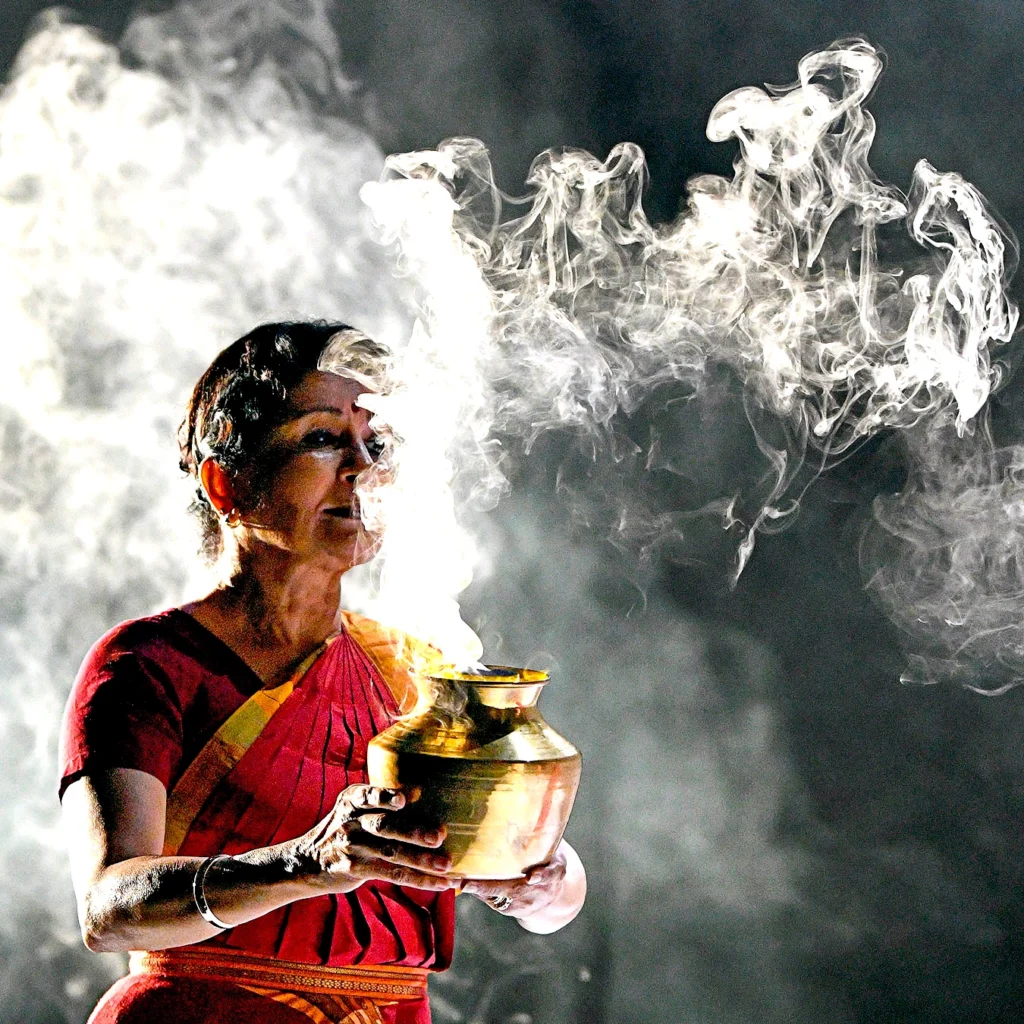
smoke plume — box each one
[353,38,1020,680]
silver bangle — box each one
[193,854,234,930]
[486,894,514,912]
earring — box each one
[223,508,242,528]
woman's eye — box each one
[365,434,387,460]
[302,429,340,449]
[297,428,385,462]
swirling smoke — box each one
[354,39,1021,686]
[1,5,1022,1024]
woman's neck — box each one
[185,544,348,684]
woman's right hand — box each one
[61,771,453,954]
[292,784,454,893]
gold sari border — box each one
[129,948,428,1000]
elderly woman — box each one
[59,321,586,1024]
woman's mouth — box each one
[324,500,360,520]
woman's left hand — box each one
[461,840,586,934]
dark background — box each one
[2,2,1024,1022]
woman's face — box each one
[238,370,384,569]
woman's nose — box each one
[341,439,375,481]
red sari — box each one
[59,609,455,1024]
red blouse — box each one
[59,609,455,970]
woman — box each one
[59,321,586,1024]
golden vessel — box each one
[366,665,581,880]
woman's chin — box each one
[348,528,381,566]
[318,523,379,568]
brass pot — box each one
[366,666,582,880]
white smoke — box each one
[351,38,1019,677]
[862,420,1024,693]
[354,154,505,665]
[0,5,403,1015]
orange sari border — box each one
[128,948,428,1001]
[239,987,384,1024]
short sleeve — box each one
[58,635,185,800]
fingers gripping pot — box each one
[367,666,582,880]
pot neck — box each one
[420,665,550,710]
[466,682,545,709]
[420,677,546,710]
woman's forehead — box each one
[285,370,371,416]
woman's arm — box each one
[62,768,453,953]
[462,839,587,935]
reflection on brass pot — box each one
[367,665,582,880]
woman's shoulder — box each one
[339,609,441,659]
[61,610,216,797]
[76,607,260,705]
[339,609,445,714]
[82,608,200,674]
[75,606,264,713]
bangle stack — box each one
[193,854,234,930]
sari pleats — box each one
[173,631,454,970]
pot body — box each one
[366,667,582,880]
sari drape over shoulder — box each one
[60,609,455,1024]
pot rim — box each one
[427,664,549,685]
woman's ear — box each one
[198,459,237,518]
